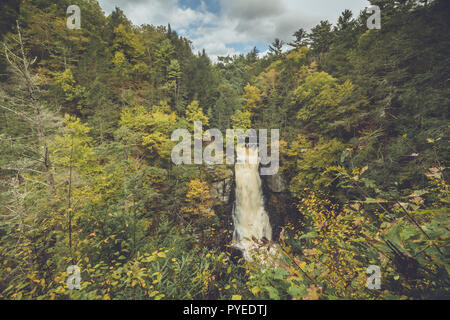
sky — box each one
[97,0,370,60]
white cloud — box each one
[98,0,369,60]
[116,0,215,29]
[257,49,270,59]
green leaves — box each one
[185,100,209,127]
[289,138,346,195]
[231,109,252,130]
[119,104,177,160]
[53,69,86,106]
[288,285,308,299]
[299,231,318,240]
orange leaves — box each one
[303,284,322,300]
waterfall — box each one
[232,145,272,260]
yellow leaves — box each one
[267,60,282,70]
[242,83,262,111]
[11,292,23,299]
[285,47,309,64]
[293,190,374,297]
[184,180,210,200]
[231,294,242,300]
[302,248,319,256]
[154,293,165,300]
[185,100,209,127]
[360,165,369,175]
[335,80,354,100]
[181,180,214,217]
[151,109,178,131]
[113,24,146,61]
[120,105,177,132]
[257,68,280,94]
[283,134,311,158]
[142,131,168,154]
[112,51,127,67]
[231,109,252,130]
[32,278,45,287]
[50,114,95,171]
[292,71,354,124]
[308,61,318,75]
[53,69,86,103]
[353,219,363,228]
[119,104,177,159]
[251,287,260,296]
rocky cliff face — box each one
[207,165,297,250]
[261,170,298,241]
[264,171,287,193]
[210,172,233,203]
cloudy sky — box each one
[97,0,370,60]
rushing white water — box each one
[232,145,272,260]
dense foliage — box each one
[0,0,448,299]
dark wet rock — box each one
[264,171,287,193]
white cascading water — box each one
[232,145,272,260]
